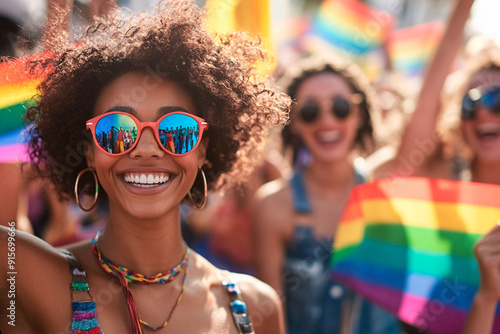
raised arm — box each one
[89,0,117,18]
[45,0,117,50]
[388,0,475,177]
[462,224,500,334]
[44,0,74,50]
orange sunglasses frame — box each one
[86,111,208,157]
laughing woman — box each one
[0,1,290,333]
[253,55,400,334]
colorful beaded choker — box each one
[90,231,189,334]
[91,231,189,284]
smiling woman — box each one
[252,55,401,334]
[0,1,290,333]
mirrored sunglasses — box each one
[462,85,500,120]
[86,111,208,156]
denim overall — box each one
[283,170,401,334]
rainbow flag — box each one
[0,53,50,163]
[332,177,500,333]
[309,0,395,55]
[205,0,275,74]
[387,21,444,77]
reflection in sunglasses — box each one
[88,112,206,156]
[462,86,500,120]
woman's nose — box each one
[129,127,165,159]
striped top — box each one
[62,250,254,334]
[61,250,103,334]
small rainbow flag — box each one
[0,53,50,163]
[332,177,500,333]
[387,21,444,77]
[309,0,395,55]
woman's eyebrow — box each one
[105,106,135,115]
[158,106,188,115]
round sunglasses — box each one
[462,85,500,120]
[296,96,360,123]
[86,111,208,156]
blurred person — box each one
[371,0,493,184]
[253,54,401,334]
[370,1,497,333]
[0,0,39,233]
[185,146,284,275]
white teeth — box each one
[317,131,341,142]
[477,123,500,135]
[159,175,170,183]
[123,173,171,186]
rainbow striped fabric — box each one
[310,0,394,55]
[387,21,444,77]
[332,177,500,333]
[0,53,49,163]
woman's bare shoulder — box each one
[176,252,284,333]
[190,251,281,306]
[229,272,284,334]
[255,177,291,203]
[253,177,294,229]
[370,151,452,180]
[0,226,69,275]
[0,226,74,332]
[194,254,284,334]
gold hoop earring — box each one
[74,168,99,212]
[188,167,207,209]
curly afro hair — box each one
[23,0,290,201]
[278,55,377,165]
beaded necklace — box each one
[91,231,189,334]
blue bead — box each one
[223,282,240,294]
[231,300,247,314]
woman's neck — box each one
[96,206,186,275]
[471,158,500,185]
[305,158,356,191]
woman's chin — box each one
[309,145,351,164]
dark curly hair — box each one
[22,0,290,201]
[278,55,376,165]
